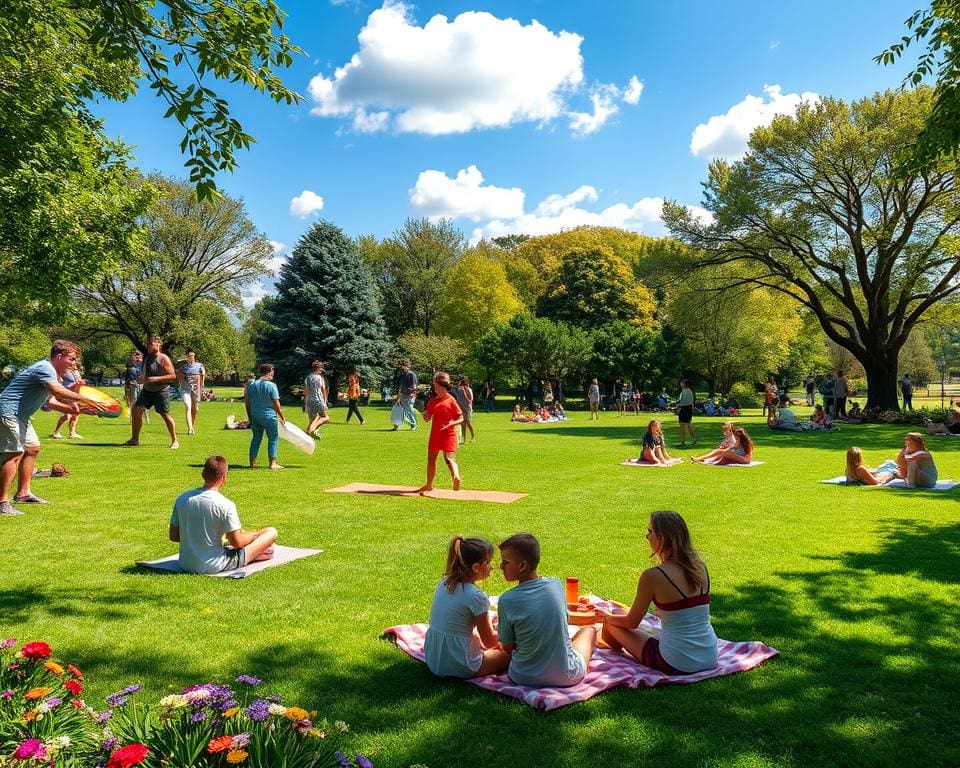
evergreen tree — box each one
[257,221,392,396]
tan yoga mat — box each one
[136,545,323,578]
[326,482,527,504]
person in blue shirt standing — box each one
[244,363,287,470]
[0,340,104,516]
[394,358,419,431]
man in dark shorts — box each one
[124,335,179,449]
[394,359,419,430]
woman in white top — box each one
[424,536,510,678]
[597,511,718,674]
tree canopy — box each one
[664,88,960,409]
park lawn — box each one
[3,398,959,768]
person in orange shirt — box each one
[417,372,464,493]
[345,370,365,425]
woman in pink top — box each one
[597,511,718,674]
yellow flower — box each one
[24,687,53,700]
[284,707,308,721]
[226,749,248,764]
[223,707,239,718]
[43,661,65,675]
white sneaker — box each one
[171,440,180,450]
[51,433,63,439]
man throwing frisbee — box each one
[0,340,106,516]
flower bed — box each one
[0,639,372,768]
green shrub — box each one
[727,382,764,408]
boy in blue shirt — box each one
[497,533,596,687]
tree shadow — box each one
[831,519,960,584]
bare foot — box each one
[453,477,461,491]
[269,463,284,470]
[416,485,433,495]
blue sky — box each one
[93,0,918,305]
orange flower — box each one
[207,736,233,754]
[23,710,38,721]
[44,661,65,675]
[284,707,309,721]
[223,707,239,718]
[226,749,248,764]
[24,687,53,700]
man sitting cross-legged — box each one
[169,455,277,574]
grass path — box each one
[4,397,960,767]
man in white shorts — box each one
[169,455,277,573]
[178,349,206,435]
[0,340,105,516]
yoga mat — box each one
[701,460,765,467]
[820,476,959,490]
[384,613,778,711]
[326,482,527,504]
[136,545,323,578]
[620,459,683,467]
[279,422,316,455]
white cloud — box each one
[690,84,819,160]
[623,75,644,104]
[409,166,524,221]
[307,1,587,135]
[535,186,598,216]
[241,280,273,309]
[289,189,325,218]
[267,241,288,276]
[568,85,620,135]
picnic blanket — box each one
[820,476,959,490]
[326,483,527,504]
[700,460,765,467]
[383,613,778,711]
[136,545,323,578]
[620,459,682,467]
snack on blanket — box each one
[568,596,596,625]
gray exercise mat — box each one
[820,476,959,490]
[136,545,323,578]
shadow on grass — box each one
[0,584,179,624]
[833,519,960,584]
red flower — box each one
[106,744,149,768]
[65,679,84,695]
[67,664,84,680]
[207,735,234,754]
[20,642,52,659]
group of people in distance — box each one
[510,402,567,423]
[634,420,754,466]
[844,433,939,488]
[424,512,718,686]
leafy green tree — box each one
[0,321,50,375]
[537,248,656,329]
[398,332,468,374]
[778,313,831,387]
[437,246,523,347]
[257,221,392,395]
[76,177,272,353]
[877,1,960,169]
[362,218,466,337]
[664,88,960,409]
[171,300,255,378]
[589,322,679,393]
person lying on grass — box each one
[896,433,938,488]
[169,455,276,574]
[690,427,753,464]
[425,536,510,679]
[926,408,960,435]
[844,447,898,485]
[596,511,718,674]
[638,420,681,465]
[497,532,596,688]
[417,372,464,494]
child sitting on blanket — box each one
[639,420,679,465]
[497,533,596,688]
[690,427,753,465]
[811,404,833,430]
[896,433,938,488]
[596,511,718,674]
[424,536,510,679]
[844,447,898,485]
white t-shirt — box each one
[779,407,798,425]
[170,487,242,574]
[424,579,489,678]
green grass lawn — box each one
[4,398,960,767]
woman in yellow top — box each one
[346,371,365,425]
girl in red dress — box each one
[417,372,464,493]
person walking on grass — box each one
[677,378,697,446]
[588,378,600,420]
[455,376,475,443]
[395,359,419,431]
[416,372,463,493]
[124,335,179,449]
[51,363,85,440]
[1,340,106,516]
[246,363,287,470]
[303,360,330,438]
[179,349,206,435]
[345,370,366,425]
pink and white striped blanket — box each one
[383,614,778,711]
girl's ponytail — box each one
[443,536,494,593]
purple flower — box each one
[45,697,62,708]
[232,733,251,749]
[335,753,352,768]
[97,710,114,723]
[266,694,282,704]
[1,690,15,699]
[190,710,208,723]
[245,699,271,722]
[236,674,261,686]
[105,691,128,707]
[357,754,374,768]
[102,737,118,752]
[120,684,142,696]
[1,638,15,650]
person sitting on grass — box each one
[926,408,960,435]
[551,402,568,421]
[844,401,862,422]
[896,433,938,488]
[690,427,753,465]
[496,532,596,688]
[424,536,510,679]
[596,510,718,674]
[637,420,679,465]
[844,447,898,485]
[717,421,736,449]
[169,455,277,574]
[511,404,535,423]
[767,403,801,431]
[417,372,464,494]
[810,404,833,430]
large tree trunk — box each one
[863,359,901,411]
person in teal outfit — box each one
[244,363,287,470]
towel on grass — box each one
[820,476,959,490]
[136,545,323,578]
[326,483,527,504]
[701,460,765,467]
[620,459,682,467]
[383,613,778,711]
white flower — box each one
[159,694,189,709]
[268,703,287,716]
